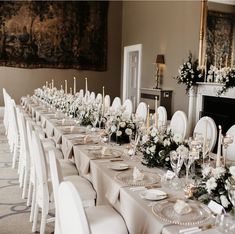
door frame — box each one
[122,44,142,107]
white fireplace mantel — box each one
[187,82,235,135]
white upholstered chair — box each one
[135,102,147,122]
[193,116,217,152]
[90,92,95,101]
[58,181,128,234]
[122,99,133,118]
[111,97,122,112]
[49,150,96,234]
[170,110,188,139]
[32,130,81,234]
[157,106,167,127]
[96,93,102,103]
[104,94,111,110]
[224,125,235,161]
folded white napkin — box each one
[174,200,192,215]
[133,167,144,181]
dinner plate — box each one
[109,163,129,171]
[87,145,103,150]
[152,198,212,226]
[115,170,161,186]
[92,149,123,159]
[140,189,167,201]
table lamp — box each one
[154,54,165,89]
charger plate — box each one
[152,198,212,226]
[91,149,123,159]
[115,170,161,186]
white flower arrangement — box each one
[139,126,188,169]
[105,109,136,144]
[174,52,202,93]
[193,165,235,212]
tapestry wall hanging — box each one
[206,10,234,66]
[0,1,108,70]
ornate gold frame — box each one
[198,0,207,68]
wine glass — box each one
[183,152,195,185]
[91,113,98,132]
[170,151,184,178]
[170,151,184,189]
[222,134,234,166]
[105,121,113,144]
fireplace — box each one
[187,83,235,136]
[201,96,235,134]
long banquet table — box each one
[24,97,220,234]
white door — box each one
[122,44,142,110]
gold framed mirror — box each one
[199,0,235,70]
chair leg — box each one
[12,145,18,169]
[22,169,29,199]
[40,207,48,234]
[19,166,25,188]
[27,181,32,206]
[30,186,36,222]
[32,203,39,232]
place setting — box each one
[88,146,124,160]
[71,135,100,145]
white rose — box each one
[116,130,122,136]
[125,128,132,136]
[111,125,117,133]
[163,139,170,146]
[220,195,230,208]
[212,167,226,179]
[119,122,126,128]
[206,177,217,193]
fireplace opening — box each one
[200,95,235,134]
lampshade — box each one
[156,54,165,64]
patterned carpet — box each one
[0,117,54,234]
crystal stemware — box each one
[222,134,234,165]
[170,151,184,178]
[183,153,195,185]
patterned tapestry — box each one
[0,1,108,70]
[206,10,234,67]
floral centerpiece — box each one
[174,52,202,93]
[217,67,235,96]
[75,100,101,126]
[105,109,136,144]
[193,165,235,212]
[139,126,188,169]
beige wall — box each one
[122,1,201,115]
[0,1,122,106]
